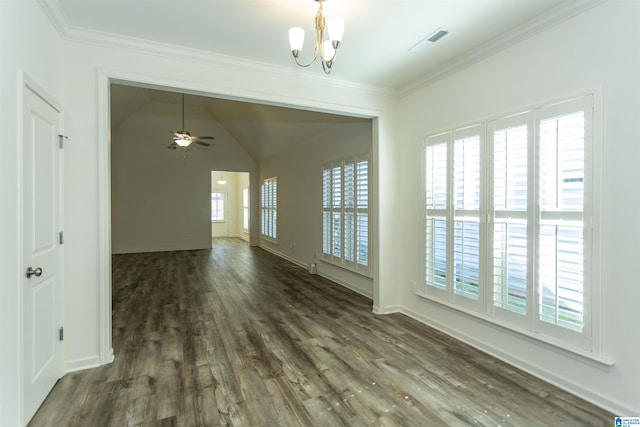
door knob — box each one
[26,267,43,278]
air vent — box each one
[409,27,449,52]
[427,28,449,43]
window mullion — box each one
[446,136,455,302]
[528,113,538,333]
[340,161,345,265]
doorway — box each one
[211,171,250,243]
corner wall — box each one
[0,3,65,426]
[111,101,257,253]
[394,0,640,415]
[259,121,375,298]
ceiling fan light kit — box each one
[169,93,214,150]
[288,0,344,74]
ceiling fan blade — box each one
[196,136,215,140]
[195,140,211,147]
[167,142,178,150]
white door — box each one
[22,85,64,423]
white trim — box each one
[64,355,105,374]
[112,245,213,255]
[397,303,627,416]
[421,93,601,357]
[317,270,373,300]
[259,244,374,300]
[415,291,612,367]
[400,0,607,95]
[17,70,26,427]
[97,69,385,368]
[258,244,306,270]
[97,70,113,366]
[36,0,393,97]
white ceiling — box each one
[45,0,587,91]
[53,0,595,160]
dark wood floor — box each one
[29,238,612,426]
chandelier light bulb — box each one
[328,17,344,43]
[289,27,305,53]
[323,40,336,62]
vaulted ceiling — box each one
[111,84,369,161]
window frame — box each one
[242,187,249,232]
[211,191,225,222]
[322,155,371,277]
[260,177,277,242]
[420,95,597,355]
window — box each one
[261,177,277,241]
[242,187,249,232]
[322,156,370,275]
[211,192,225,221]
[423,96,594,350]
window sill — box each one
[415,291,615,369]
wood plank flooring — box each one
[29,238,613,426]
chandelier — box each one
[288,0,344,74]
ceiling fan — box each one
[167,93,215,150]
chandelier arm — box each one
[321,60,333,74]
[293,55,316,68]
[291,25,321,67]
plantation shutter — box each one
[321,157,370,275]
[452,125,483,309]
[489,113,530,323]
[260,177,277,240]
[535,98,589,335]
[424,133,449,293]
[356,160,369,267]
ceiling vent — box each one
[427,28,449,43]
[409,27,449,51]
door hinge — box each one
[58,134,68,149]
[59,327,64,341]
[59,231,64,245]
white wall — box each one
[0,2,65,425]
[111,101,257,253]
[394,1,640,415]
[8,1,635,424]
[59,30,393,397]
[259,121,374,297]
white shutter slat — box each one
[425,138,448,291]
[491,121,528,316]
[453,131,481,303]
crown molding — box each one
[399,0,608,96]
[37,0,397,99]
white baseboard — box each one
[258,245,307,269]
[112,244,211,254]
[64,355,101,373]
[396,305,631,417]
[317,270,373,300]
[258,245,373,300]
